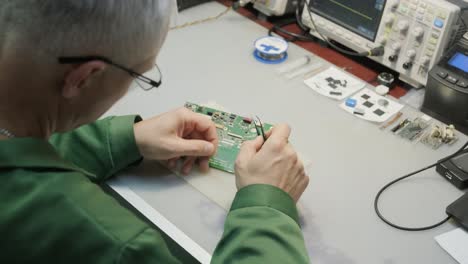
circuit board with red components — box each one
[185,102,272,173]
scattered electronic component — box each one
[374,109,385,116]
[378,99,389,107]
[340,88,404,123]
[184,102,272,173]
[353,108,365,116]
[375,85,390,96]
[363,101,374,108]
[421,124,458,149]
[345,98,357,108]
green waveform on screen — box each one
[328,0,373,21]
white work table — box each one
[105,2,467,263]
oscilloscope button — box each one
[420,56,431,65]
[434,19,444,28]
[397,20,409,33]
[385,16,395,26]
[437,71,448,79]
[446,75,458,84]
[391,42,402,51]
[413,27,425,39]
[406,49,417,59]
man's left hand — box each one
[134,107,218,174]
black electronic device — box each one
[437,150,468,190]
[422,41,468,135]
[177,0,212,11]
[447,192,468,230]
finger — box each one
[264,126,273,138]
[268,124,291,141]
[199,157,210,172]
[189,130,219,155]
[167,158,178,169]
[172,138,215,157]
[182,156,197,175]
[184,110,218,145]
[237,136,264,162]
[263,124,291,151]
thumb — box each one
[237,136,264,161]
[172,138,215,157]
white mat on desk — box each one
[435,228,468,264]
[173,151,313,211]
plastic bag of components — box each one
[397,117,431,141]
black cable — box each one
[374,141,468,231]
[296,0,311,32]
[268,1,315,42]
[268,19,315,42]
[304,0,384,57]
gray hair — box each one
[0,0,173,64]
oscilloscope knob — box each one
[390,0,400,9]
[378,37,387,45]
[391,42,401,52]
[397,20,409,33]
[384,15,395,26]
[413,27,425,40]
[406,49,417,59]
[421,56,431,65]
[403,62,413,70]
[389,55,398,62]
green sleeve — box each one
[49,115,142,183]
[117,228,182,264]
[211,184,310,263]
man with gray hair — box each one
[0,1,310,263]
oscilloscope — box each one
[302,0,467,88]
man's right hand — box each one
[234,124,309,202]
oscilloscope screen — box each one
[309,0,386,41]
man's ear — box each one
[62,61,107,99]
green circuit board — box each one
[185,102,272,173]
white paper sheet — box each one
[304,66,366,100]
[435,228,468,264]
[339,88,404,123]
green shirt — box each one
[0,115,309,263]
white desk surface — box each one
[106,2,467,263]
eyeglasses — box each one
[58,55,162,91]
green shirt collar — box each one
[0,138,95,177]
